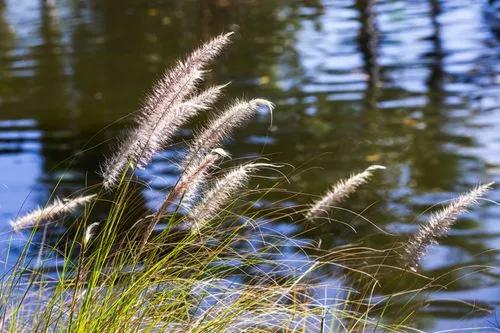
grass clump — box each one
[1,33,494,333]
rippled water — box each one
[1,0,500,330]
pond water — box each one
[1,0,500,331]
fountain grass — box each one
[0,33,493,332]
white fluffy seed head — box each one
[403,182,493,271]
[182,98,274,169]
[11,194,96,232]
[101,33,232,189]
[101,84,227,189]
[187,163,272,234]
[84,222,100,246]
[139,33,232,125]
[174,148,230,207]
[306,165,386,220]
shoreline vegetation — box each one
[2,33,494,332]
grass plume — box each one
[143,148,229,244]
[403,182,493,271]
[183,98,274,168]
[306,165,386,220]
[10,194,95,232]
[175,148,229,207]
[188,163,272,234]
[101,33,232,189]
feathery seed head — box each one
[101,85,226,189]
[366,165,386,172]
[141,32,232,120]
[174,148,230,207]
[183,98,274,168]
[188,163,272,234]
[306,165,385,220]
[403,182,493,271]
[211,148,231,158]
[84,222,100,246]
[252,98,275,112]
[11,194,96,232]
[101,33,232,189]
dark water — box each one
[1,0,500,330]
